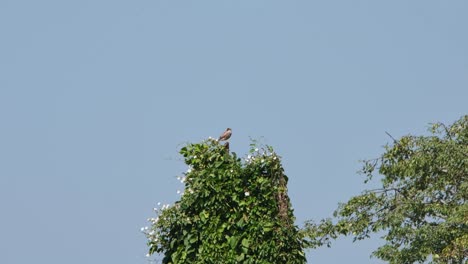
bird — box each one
[218,128,232,141]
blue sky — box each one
[1,1,467,263]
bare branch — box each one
[385,131,398,144]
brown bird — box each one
[218,128,232,141]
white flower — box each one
[157,202,161,206]
[261,159,265,163]
[187,166,192,173]
[230,169,233,173]
[245,191,250,197]
[146,253,150,257]
[177,190,181,194]
[255,148,259,152]
[140,227,145,232]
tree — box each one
[303,115,468,263]
[143,139,306,263]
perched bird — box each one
[218,128,232,141]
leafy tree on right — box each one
[303,115,467,264]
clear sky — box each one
[1,1,467,263]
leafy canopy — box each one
[144,139,306,264]
[303,115,468,264]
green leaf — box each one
[228,236,239,249]
[242,238,250,248]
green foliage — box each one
[144,139,306,263]
[303,115,468,264]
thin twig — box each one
[385,131,398,144]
